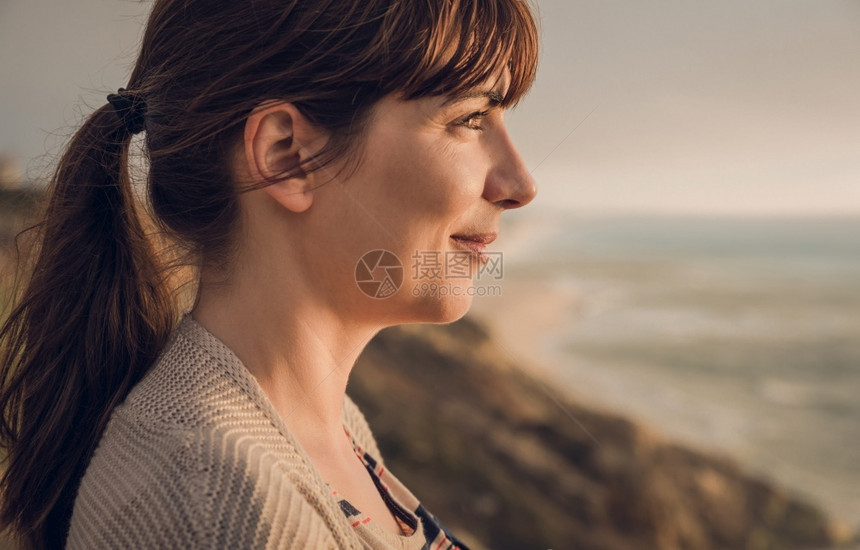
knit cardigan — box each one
[66,314,414,549]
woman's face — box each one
[303,69,536,325]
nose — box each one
[482,124,537,210]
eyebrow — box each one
[443,90,505,107]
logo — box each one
[355,249,403,299]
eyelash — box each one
[458,110,490,131]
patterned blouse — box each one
[334,424,472,550]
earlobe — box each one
[243,102,322,213]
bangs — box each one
[394,0,539,107]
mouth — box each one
[449,232,497,264]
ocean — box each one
[481,213,860,529]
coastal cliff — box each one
[349,316,855,550]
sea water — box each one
[496,213,860,529]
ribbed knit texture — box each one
[67,314,390,549]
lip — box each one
[449,232,497,263]
[449,232,497,246]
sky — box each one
[1,0,859,216]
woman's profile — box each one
[0,0,538,548]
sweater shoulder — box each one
[67,410,202,548]
[69,410,339,549]
[68,321,342,549]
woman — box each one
[0,0,538,548]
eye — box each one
[458,110,490,131]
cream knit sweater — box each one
[66,315,410,549]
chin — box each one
[405,292,473,325]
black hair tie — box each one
[106,88,147,135]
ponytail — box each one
[0,104,175,549]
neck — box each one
[191,265,380,458]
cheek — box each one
[390,140,484,220]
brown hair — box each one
[0,0,538,547]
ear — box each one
[243,101,327,213]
